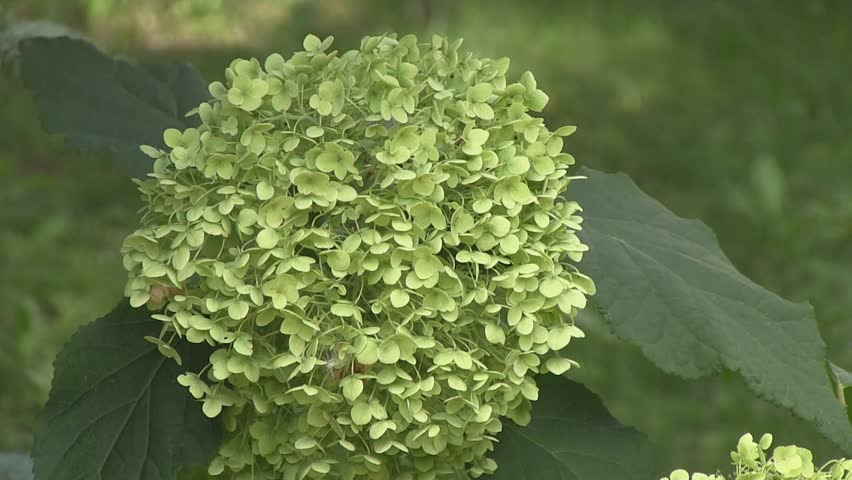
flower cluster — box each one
[122,33,592,479]
[662,433,852,480]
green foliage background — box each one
[2,0,851,475]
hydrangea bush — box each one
[120,33,592,479]
[663,434,852,480]
[19,30,852,480]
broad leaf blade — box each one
[142,62,210,121]
[20,37,209,178]
[572,168,852,452]
[490,375,655,480]
[32,303,219,480]
[178,392,222,468]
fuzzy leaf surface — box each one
[20,37,208,178]
[32,303,218,480]
[490,375,655,480]
[572,167,852,452]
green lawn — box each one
[2,0,851,474]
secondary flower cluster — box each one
[122,33,592,479]
[662,433,852,480]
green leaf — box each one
[20,37,209,178]
[32,303,220,480]
[572,168,852,451]
[0,453,32,480]
[142,62,210,122]
[176,394,221,479]
[490,375,655,480]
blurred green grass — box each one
[2,0,851,474]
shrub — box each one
[17,30,852,480]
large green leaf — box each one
[490,375,655,480]
[20,37,209,178]
[572,168,852,452]
[32,303,219,480]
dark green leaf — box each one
[490,375,655,480]
[142,63,210,122]
[20,37,209,178]
[572,167,852,452]
[177,390,221,468]
[32,303,219,480]
[0,453,33,480]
